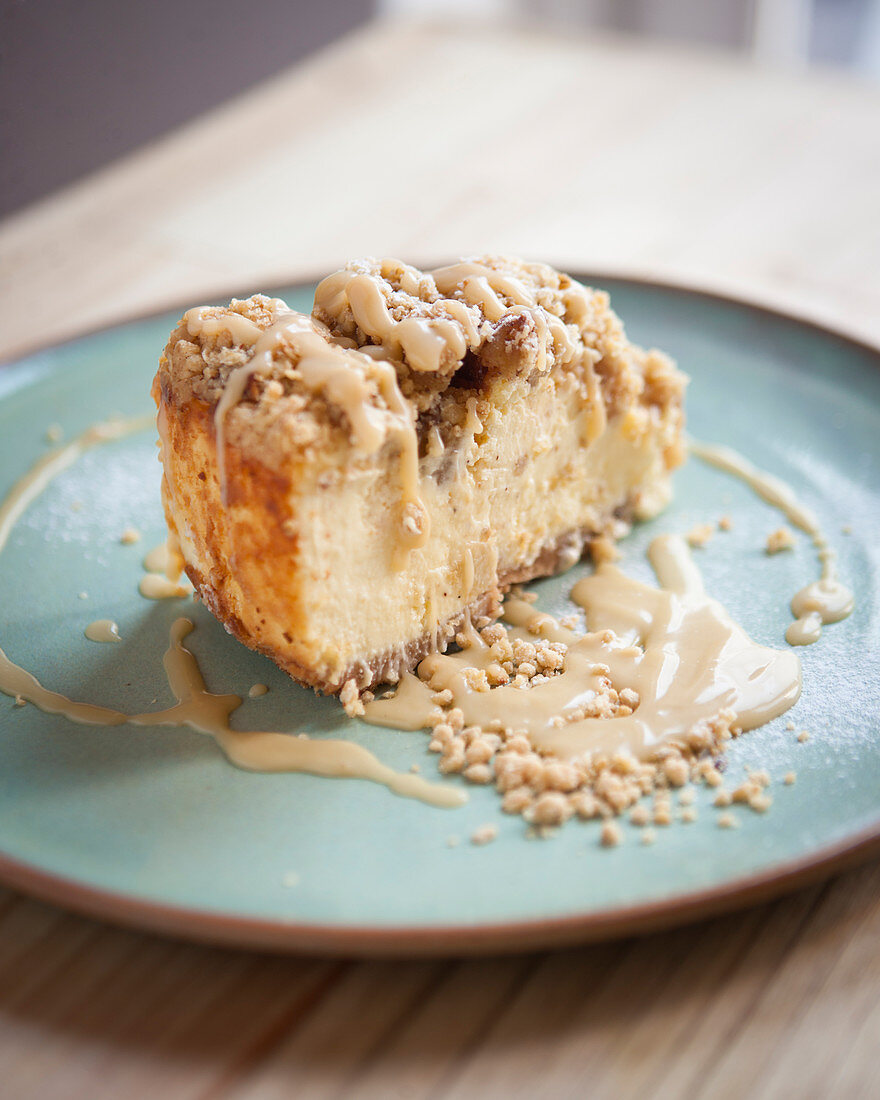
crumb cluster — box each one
[470,824,498,846]
[712,769,773,813]
[340,678,364,717]
[415,620,786,841]
[454,623,568,693]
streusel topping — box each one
[157,258,685,472]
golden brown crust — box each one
[157,394,318,673]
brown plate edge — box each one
[0,268,879,956]
[1,825,878,958]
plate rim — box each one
[1,827,878,956]
[1,271,879,956]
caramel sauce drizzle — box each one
[0,618,463,808]
[84,620,121,643]
[689,441,854,645]
[365,536,802,759]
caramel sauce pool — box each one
[366,536,802,758]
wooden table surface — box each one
[1,18,879,1099]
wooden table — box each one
[1,19,879,1098]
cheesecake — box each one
[152,256,686,695]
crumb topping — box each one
[156,258,686,472]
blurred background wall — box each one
[2,0,878,219]
[0,0,372,218]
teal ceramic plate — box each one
[1,277,879,956]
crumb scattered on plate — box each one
[471,824,498,846]
[600,820,622,847]
[630,805,650,826]
[766,526,795,553]
[686,522,714,547]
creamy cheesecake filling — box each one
[157,379,674,691]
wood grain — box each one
[0,17,879,1098]
[1,866,879,1099]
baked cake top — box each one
[155,256,685,471]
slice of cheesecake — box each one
[152,256,685,695]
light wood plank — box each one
[219,960,450,1099]
[0,898,338,1100]
[694,861,880,1099]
